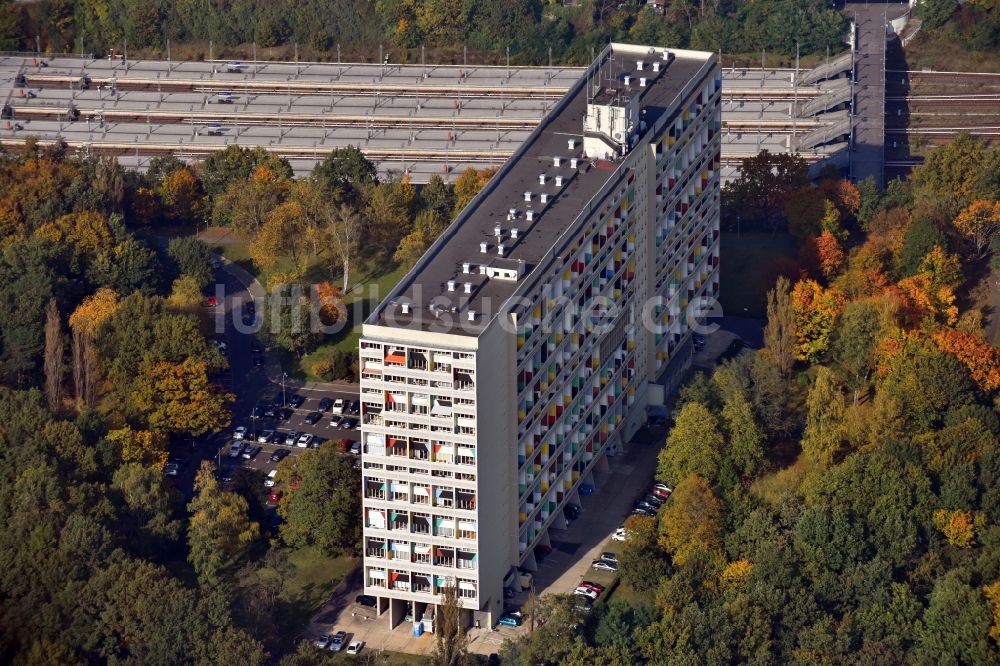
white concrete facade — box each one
[359,43,721,631]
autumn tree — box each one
[763,276,796,378]
[68,287,119,407]
[658,475,723,566]
[911,131,1000,203]
[364,178,415,260]
[131,358,233,436]
[212,166,290,239]
[453,166,498,215]
[166,275,204,314]
[953,199,1000,259]
[816,230,846,279]
[249,199,310,272]
[619,514,667,592]
[721,392,765,478]
[433,585,469,666]
[657,401,724,485]
[187,461,259,583]
[802,366,847,466]
[790,279,846,363]
[156,166,203,222]
[932,329,1000,393]
[43,298,63,412]
[104,425,169,467]
[395,209,448,267]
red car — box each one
[204,296,218,307]
[580,581,605,594]
[268,490,283,504]
[339,438,353,453]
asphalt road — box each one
[167,266,361,499]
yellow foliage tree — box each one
[166,275,204,313]
[933,509,977,548]
[105,425,169,467]
[658,474,723,566]
[985,581,1000,645]
[720,559,753,590]
[131,358,234,436]
[58,210,113,256]
[68,288,120,335]
[953,199,1000,259]
[157,167,203,222]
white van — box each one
[264,469,277,487]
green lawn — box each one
[294,263,410,380]
[243,546,356,641]
[719,231,799,319]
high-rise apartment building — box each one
[358,43,721,629]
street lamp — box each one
[281,372,288,407]
[251,413,258,441]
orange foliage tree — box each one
[816,230,846,280]
[932,329,1000,393]
[314,281,344,327]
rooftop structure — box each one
[370,48,706,336]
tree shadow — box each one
[884,34,912,181]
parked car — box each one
[296,433,314,448]
[163,463,180,477]
[348,400,361,415]
[318,397,333,412]
[345,640,364,655]
[342,417,359,430]
[276,407,293,421]
[599,552,619,565]
[574,586,598,600]
[634,499,658,513]
[241,444,262,460]
[284,431,300,446]
[355,594,377,608]
[592,559,618,572]
[643,494,665,507]
[329,631,347,652]
[574,597,593,613]
[251,405,266,418]
[287,394,305,408]
[329,415,343,428]
[268,490,283,504]
[650,486,672,499]
[332,398,345,414]
[264,469,278,487]
[580,581,605,594]
[269,448,290,463]
[498,614,522,627]
[349,441,361,455]
[612,527,628,542]
[227,442,243,458]
[233,426,247,440]
[631,507,654,518]
[304,411,322,425]
[262,405,277,419]
[257,429,275,443]
[204,296,218,307]
[313,635,331,649]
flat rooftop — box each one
[370,44,713,337]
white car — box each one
[257,429,274,443]
[612,527,628,542]
[227,442,243,458]
[233,426,247,440]
[296,433,314,448]
[592,559,617,572]
[332,398,345,414]
[264,469,278,488]
[574,586,598,600]
[329,631,347,652]
[652,483,672,495]
[346,640,364,655]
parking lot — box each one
[214,388,363,482]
